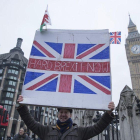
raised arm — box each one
[79,101,115,140]
[17,95,50,139]
[17,95,24,102]
[107,101,115,115]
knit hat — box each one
[57,108,73,113]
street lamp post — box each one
[103,130,107,140]
[93,111,102,140]
[114,109,119,140]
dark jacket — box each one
[17,106,113,140]
[7,136,12,140]
[13,133,29,140]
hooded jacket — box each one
[17,106,113,140]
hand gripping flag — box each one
[110,31,121,44]
[21,29,111,110]
[40,6,51,32]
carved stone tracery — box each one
[120,85,135,117]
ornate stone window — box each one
[8,69,19,75]
[4,105,12,114]
[9,66,18,69]
[8,80,16,86]
[7,87,15,92]
[11,59,20,65]
[23,64,26,69]
[8,76,17,80]
[45,117,48,124]
[6,92,14,98]
[46,107,49,112]
[3,60,7,64]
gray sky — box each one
[1,0,140,106]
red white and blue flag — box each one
[21,29,111,110]
[110,31,121,44]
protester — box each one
[17,95,115,140]
[13,127,29,140]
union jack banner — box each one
[21,29,111,110]
[110,31,121,44]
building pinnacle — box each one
[128,15,136,28]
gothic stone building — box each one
[125,16,140,99]
[0,38,28,137]
[0,38,59,138]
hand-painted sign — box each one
[21,29,111,110]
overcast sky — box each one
[0,0,140,106]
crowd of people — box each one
[5,127,31,140]
[6,127,41,140]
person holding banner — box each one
[17,95,115,140]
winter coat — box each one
[17,106,113,140]
[13,133,29,140]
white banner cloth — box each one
[21,29,111,110]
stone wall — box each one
[118,85,140,140]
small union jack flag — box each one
[110,31,121,44]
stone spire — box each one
[127,15,140,39]
[128,15,136,28]
[120,85,135,117]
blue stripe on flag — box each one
[36,78,58,92]
[89,76,110,89]
[45,42,63,54]
[77,44,96,55]
[74,80,96,94]
[90,46,109,59]
[24,72,44,85]
[117,38,121,43]
[118,32,121,35]
[30,46,46,57]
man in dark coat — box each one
[13,127,29,140]
[17,95,115,140]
